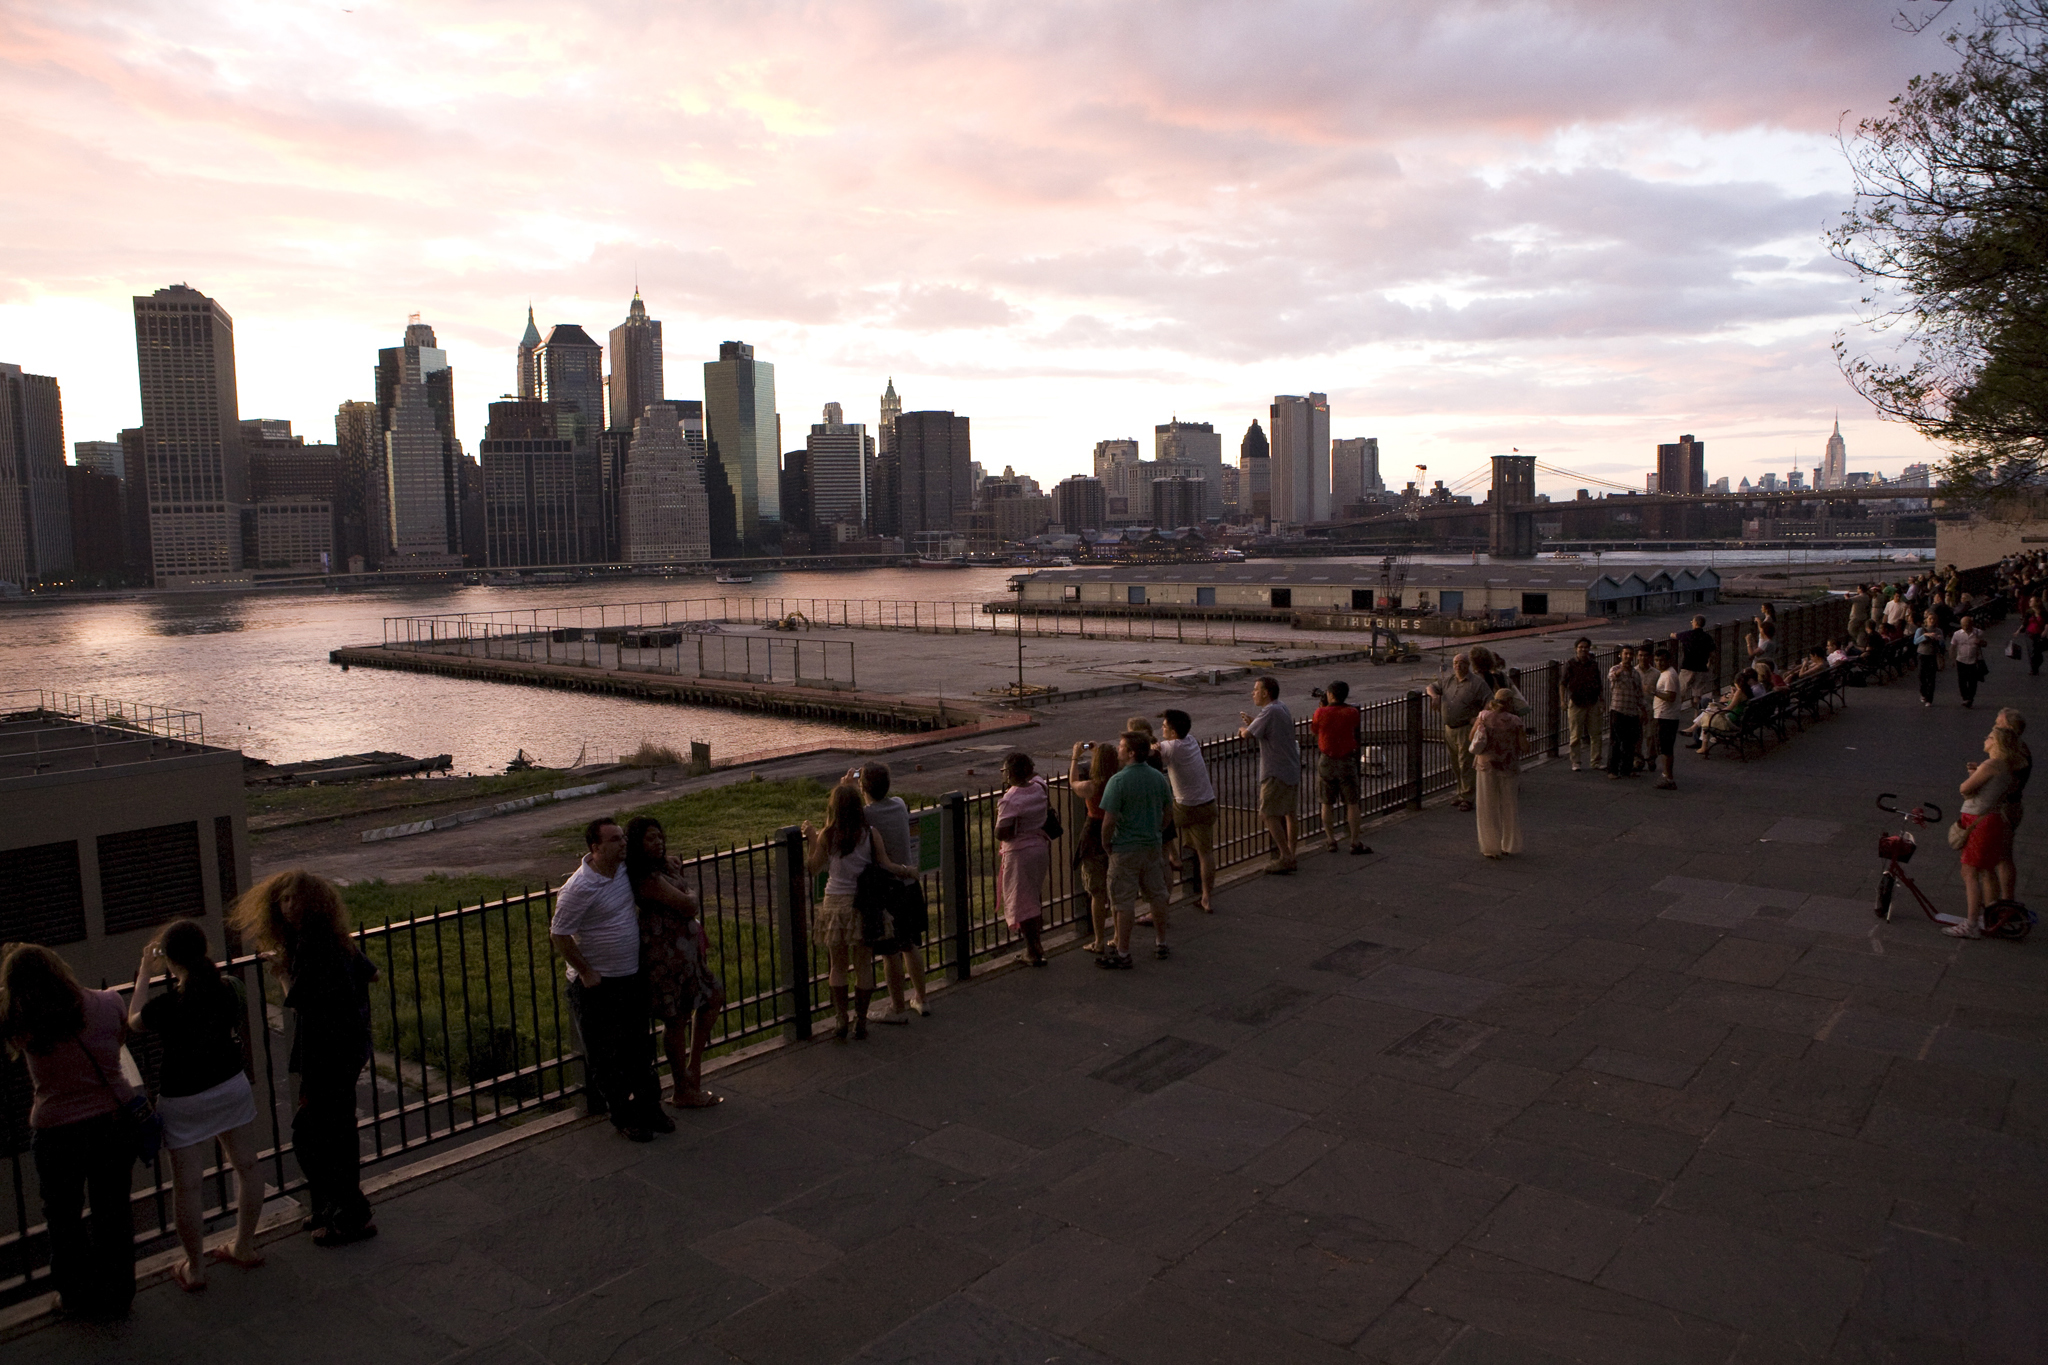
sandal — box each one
[677,1090,725,1108]
[207,1245,265,1270]
[1154,944,1171,960]
[171,1261,207,1292]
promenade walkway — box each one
[19,661,2048,1363]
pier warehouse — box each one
[1014,563,1720,619]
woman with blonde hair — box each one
[1951,725,2023,938]
[1469,688,1528,859]
[0,943,137,1317]
[1068,739,1121,953]
[128,920,264,1288]
[230,870,379,1246]
[803,782,916,1040]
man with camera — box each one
[1311,681,1371,856]
[1238,675,1300,873]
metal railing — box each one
[0,691,207,747]
[0,670,1551,1306]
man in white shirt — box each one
[1883,593,1912,629]
[551,817,668,1141]
[1950,614,1988,709]
[1651,647,1684,791]
[1157,709,1218,911]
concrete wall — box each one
[1020,576,1592,614]
[1935,511,2048,570]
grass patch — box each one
[249,770,575,826]
[343,873,545,928]
[553,776,935,859]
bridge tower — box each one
[1489,455,1538,558]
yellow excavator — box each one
[768,610,811,631]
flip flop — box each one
[207,1246,265,1270]
[171,1261,207,1292]
[678,1090,724,1108]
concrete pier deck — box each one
[53,638,2043,1363]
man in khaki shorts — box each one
[1156,709,1218,911]
[1098,729,1174,966]
[1238,675,1300,873]
[1310,680,1371,855]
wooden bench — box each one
[1701,689,1788,761]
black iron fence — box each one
[0,666,1559,1306]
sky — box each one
[0,0,1965,499]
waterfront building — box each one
[620,402,711,565]
[251,501,335,572]
[74,439,124,481]
[894,409,971,539]
[1655,434,1706,497]
[118,427,150,580]
[1155,420,1222,518]
[703,341,780,555]
[1151,475,1206,531]
[375,319,464,568]
[805,402,870,536]
[1823,419,1848,489]
[65,465,124,580]
[245,426,344,566]
[1331,436,1382,512]
[334,400,382,571]
[132,285,247,586]
[1053,474,1106,532]
[480,399,580,567]
[1094,438,1140,479]
[606,291,663,433]
[535,323,607,562]
[0,362,73,587]
[517,305,542,400]
[1269,394,1329,524]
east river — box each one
[0,549,1923,775]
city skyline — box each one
[0,4,1958,498]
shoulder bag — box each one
[1041,784,1063,841]
[79,1038,161,1167]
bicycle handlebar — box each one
[1876,793,1942,823]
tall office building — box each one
[1655,434,1706,498]
[534,323,606,561]
[244,418,343,570]
[1151,476,1205,531]
[620,402,710,564]
[895,410,971,541]
[1093,438,1140,478]
[1331,436,1382,511]
[1822,419,1847,489]
[1154,420,1223,518]
[703,341,779,555]
[1240,419,1269,464]
[517,306,542,400]
[878,378,901,455]
[1053,475,1107,533]
[375,319,463,566]
[74,440,124,481]
[66,465,124,581]
[118,427,150,580]
[132,284,246,585]
[480,399,579,567]
[334,400,381,570]
[606,291,663,432]
[0,363,73,586]
[805,402,870,535]
[1270,393,1331,523]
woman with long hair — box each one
[1469,689,1528,859]
[1995,708,2031,903]
[623,817,725,1108]
[1951,726,2022,938]
[1068,739,1121,954]
[0,943,137,1317]
[127,920,264,1289]
[230,870,379,1246]
[996,752,1052,966]
[803,782,915,1040]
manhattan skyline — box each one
[1,2,1961,494]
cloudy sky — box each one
[1,0,1960,496]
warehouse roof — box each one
[1015,563,1715,589]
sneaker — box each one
[1154,944,1171,960]
[1571,763,1582,772]
[1350,843,1371,855]
[618,1125,654,1143]
[1655,779,1677,790]
[646,1109,677,1135]
[1095,952,1122,969]
[1114,953,1135,970]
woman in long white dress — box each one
[1470,689,1529,858]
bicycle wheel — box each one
[1875,871,1895,920]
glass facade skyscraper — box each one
[703,341,779,555]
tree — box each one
[1830,1,2048,501]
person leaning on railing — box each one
[1068,739,1121,954]
[622,817,725,1109]
[802,785,916,1041]
[0,942,137,1319]
[232,870,382,1243]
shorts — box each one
[1079,856,1109,900]
[1657,718,1681,757]
[1259,778,1298,820]
[813,892,861,950]
[1108,845,1170,909]
[1172,801,1216,857]
[1318,752,1361,806]
[1959,811,2012,869]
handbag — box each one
[853,859,899,947]
[1041,800,1062,841]
[79,1038,161,1167]
[2007,637,2024,661]
[1948,818,1971,851]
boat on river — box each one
[714,571,754,584]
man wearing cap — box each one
[1310,681,1370,856]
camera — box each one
[1310,687,1327,702]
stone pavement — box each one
[22,658,2048,1363]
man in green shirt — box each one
[1098,729,1173,968]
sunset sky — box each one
[0,0,1961,497]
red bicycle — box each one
[1874,794,2035,940]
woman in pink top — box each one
[1469,689,1529,859]
[0,943,137,1318]
[995,752,1052,966]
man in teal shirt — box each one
[1099,729,1173,968]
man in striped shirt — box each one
[1606,646,1646,779]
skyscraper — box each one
[1331,436,1382,512]
[1154,420,1223,518]
[620,403,710,564]
[894,410,971,542]
[517,306,542,400]
[1052,475,1107,533]
[374,319,463,566]
[480,399,579,567]
[1822,419,1847,489]
[535,323,606,561]
[878,378,901,455]
[606,291,663,432]
[703,341,779,554]
[1240,419,1271,522]
[74,440,124,481]
[132,284,246,585]
[0,362,73,586]
[806,402,870,535]
[1270,393,1331,523]
[334,400,381,571]
[1655,434,1706,498]
[1151,476,1205,531]
[1093,438,1140,478]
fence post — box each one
[941,791,972,981]
[773,825,812,1041]
[1406,689,1425,810]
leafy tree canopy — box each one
[1831,1,2048,502]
